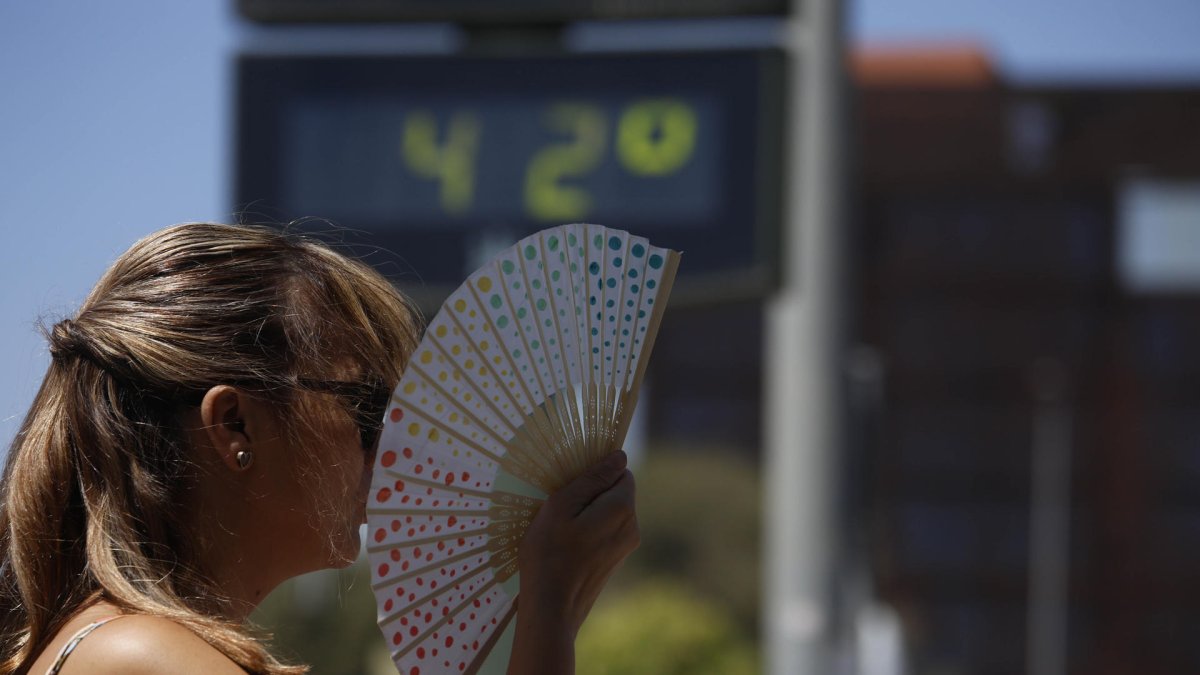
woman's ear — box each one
[199,385,254,473]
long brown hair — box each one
[0,223,422,674]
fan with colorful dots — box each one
[366,223,679,675]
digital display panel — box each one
[237,52,784,293]
[284,95,723,226]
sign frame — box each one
[237,0,792,24]
[235,49,786,307]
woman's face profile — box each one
[195,373,378,578]
[277,383,378,571]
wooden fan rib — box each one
[463,603,518,675]
[503,406,562,489]
[405,362,514,451]
[465,276,570,481]
[389,571,502,661]
[613,248,680,451]
[527,232,586,471]
[372,542,489,593]
[366,526,490,555]
[596,230,627,453]
[537,229,589,475]
[383,469,496,501]
[513,237,566,398]
[440,305,533,430]
[467,264,542,410]
[379,553,493,628]
[540,232,589,464]
[372,506,491,518]
[515,237,583,482]
[402,362,549,490]
[402,593,515,675]
[373,225,681,675]
[391,402,530,484]
[559,224,594,472]
[601,233,648,456]
[614,235,653,394]
[573,226,593,460]
[425,330,522,439]
[441,304,562,484]
[594,224,614,460]
[506,252,574,471]
[437,316,559,475]
[609,229,644,453]
[594,224,620,458]
[581,225,603,462]
[611,234,647,444]
[594,225,619,459]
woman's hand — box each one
[508,450,640,675]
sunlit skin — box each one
[181,385,374,614]
[512,451,639,675]
[26,385,638,674]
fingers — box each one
[578,470,639,552]
[579,469,636,524]
[516,453,640,636]
[552,450,628,517]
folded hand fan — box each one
[366,223,679,675]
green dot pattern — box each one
[430,226,672,429]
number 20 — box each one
[526,98,699,222]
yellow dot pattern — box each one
[367,223,679,675]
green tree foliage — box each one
[624,449,761,634]
[577,580,758,675]
[251,565,395,675]
[248,447,761,674]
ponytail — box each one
[0,223,422,674]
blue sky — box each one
[854,0,1200,81]
[2,0,1199,450]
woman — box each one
[0,223,638,674]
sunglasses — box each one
[298,378,393,453]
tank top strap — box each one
[45,615,123,675]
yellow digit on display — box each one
[401,110,481,214]
[617,98,698,176]
[524,104,607,222]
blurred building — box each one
[411,39,1200,674]
[850,45,1200,675]
[229,19,1200,672]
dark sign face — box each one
[237,51,783,298]
[238,0,791,23]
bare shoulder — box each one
[59,614,247,675]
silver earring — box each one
[235,450,254,470]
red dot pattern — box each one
[369,336,532,674]
[371,528,490,591]
[368,509,489,553]
[381,572,512,675]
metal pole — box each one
[1026,360,1073,675]
[763,0,845,672]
